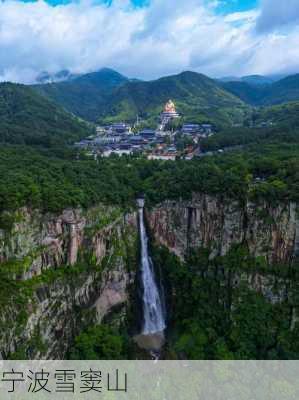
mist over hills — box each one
[35,70,80,84]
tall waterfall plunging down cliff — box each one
[138,206,166,335]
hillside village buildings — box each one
[74,100,214,160]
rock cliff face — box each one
[1,194,298,359]
[147,194,299,265]
[0,205,138,359]
[148,195,299,332]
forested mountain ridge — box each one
[222,73,299,106]
[32,67,299,126]
[33,70,249,127]
[34,68,129,122]
[221,81,267,105]
[220,74,275,85]
[96,71,249,126]
[0,82,91,147]
[262,74,299,105]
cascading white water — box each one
[138,207,166,335]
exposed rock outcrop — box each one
[0,205,138,359]
[148,194,298,265]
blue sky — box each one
[0,0,299,83]
[19,0,259,12]
[216,0,258,14]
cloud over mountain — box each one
[0,0,299,83]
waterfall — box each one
[138,206,166,335]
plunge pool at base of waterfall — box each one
[133,331,165,351]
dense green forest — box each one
[0,141,299,216]
[201,102,299,152]
[0,83,92,147]
[0,83,92,146]
[69,325,129,359]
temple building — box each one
[160,100,180,127]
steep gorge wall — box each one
[0,205,138,359]
[1,194,299,359]
[147,194,299,265]
[148,195,299,333]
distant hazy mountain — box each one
[221,81,267,105]
[34,68,129,122]
[241,75,275,86]
[34,69,248,126]
[219,75,274,86]
[261,74,299,105]
[222,73,299,106]
[0,82,91,146]
[35,69,80,84]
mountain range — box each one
[33,68,299,126]
[219,75,277,86]
[34,69,249,126]
[1,67,299,148]
[221,74,299,106]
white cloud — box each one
[224,10,258,23]
[0,0,298,83]
[256,0,299,33]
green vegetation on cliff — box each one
[153,246,299,359]
[0,210,138,360]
